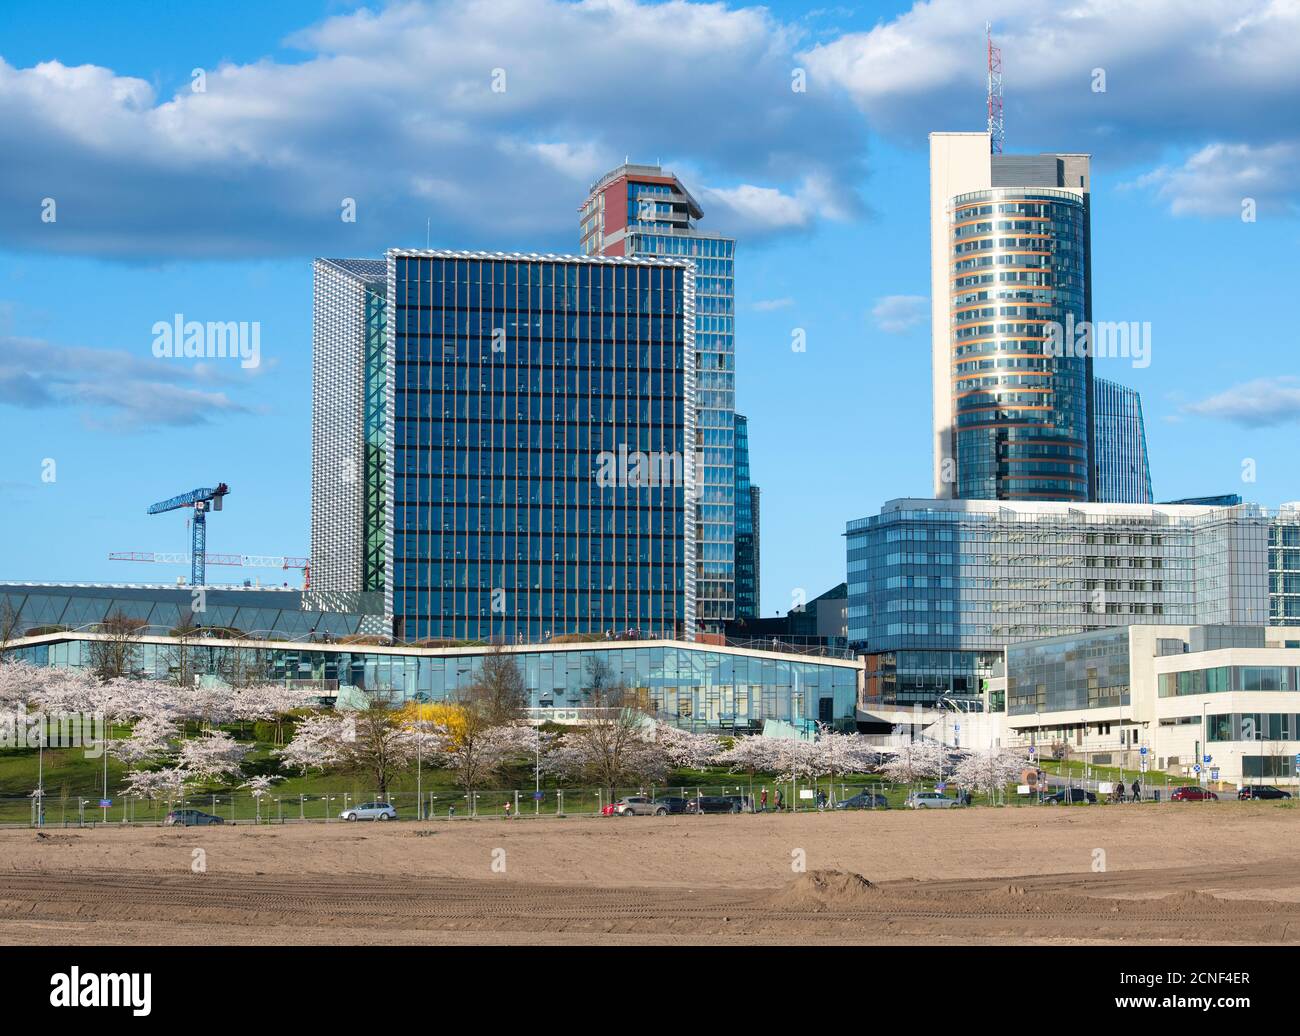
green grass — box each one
[1,725,1045,825]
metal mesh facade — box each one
[311,259,387,594]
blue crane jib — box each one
[147,483,230,585]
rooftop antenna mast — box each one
[986,22,1004,155]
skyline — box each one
[3,0,1300,618]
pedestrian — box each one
[1131,779,1140,802]
[776,789,784,812]
[760,788,768,812]
[503,800,512,819]
[816,789,827,811]
[1114,782,1125,803]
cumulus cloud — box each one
[0,0,868,259]
[0,336,257,430]
[1183,377,1300,427]
[800,0,1300,214]
[1128,142,1300,218]
[871,294,928,334]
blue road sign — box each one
[1194,764,1201,774]
[1140,746,1148,755]
[1203,755,1212,764]
[98,799,112,808]
[533,791,543,800]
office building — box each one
[581,163,737,626]
[1272,504,1300,626]
[313,249,698,642]
[1093,377,1153,503]
[734,413,760,620]
[929,133,1093,501]
[997,623,1300,786]
[847,498,1271,707]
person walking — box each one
[760,788,768,812]
[775,788,784,812]
[1130,778,1141,802]
[503,800,512,819]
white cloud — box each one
[1183,376,1300,427]
[871,294,928,334]
[753,297,795,311]
[1128,142,1300,218]
[800,0,1300,200]
[0,336,258,430]
[0,0,867,258]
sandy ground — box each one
[2,803,1299,944]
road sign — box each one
[936,783,946,792]
[1210,768,1220,781]
[1203,755,1212,764]
[1194,764,1201,774]
[98,799,112,808]
[1028,746,1037,756]
[533,791,543,801]
[1140,746,1148,755]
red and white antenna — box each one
[986,22,1004,155]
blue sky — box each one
[2,0,1298,616]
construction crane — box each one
[109,551,310,589]
[145,483,230,586]
[986,22,1004,155]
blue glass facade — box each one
[582,165,737,627]
[1093,377,1153,504]
[734,413,758,619]
[387,251,696,643]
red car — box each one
[1170,786,1218,801]
[600,803,617,816]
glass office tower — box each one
[949,187,1091,500]
[929,136,1095,502]
[315,249,698,643]
[734,413,759,619]
[1094,377,1153,504]
[581,164,736,627]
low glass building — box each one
[6,630,861,731]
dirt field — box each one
[3,804,1299,944]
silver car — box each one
[340,801,397,821]
[614,796,668,816]
[904,791,959,810]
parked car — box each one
[904,791,959,809]
[600,803,618,816]
[163,808,224,826]
[1042,788,1096,805]
[339,802,397,821]
[653,796,691,814]
[1238,786,1291,800]
[686,795,742,814]
[722,794,754,813]
[1170,787,1218,802]
[613,796,668,816]
[834,791,889,810]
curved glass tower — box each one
[948,187,1090,500]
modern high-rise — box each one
[929,132,1094,502]
[581,163,737,627]
[734,413,760,619]
[313,249,698,643]
[1093,377,1153,503]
